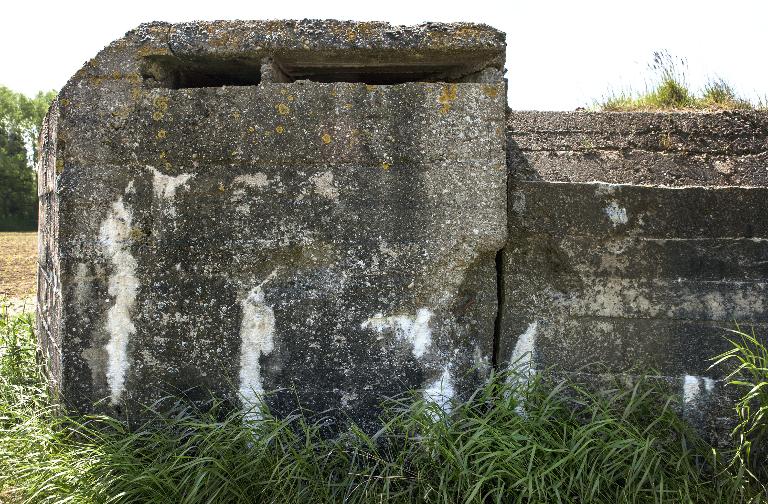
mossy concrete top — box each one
[67,20,506,91]
[507,110,768,186]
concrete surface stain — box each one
[99,198,139,405]
[362,308,433,358]
[238,273,278,421]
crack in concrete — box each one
[492,248,505,370]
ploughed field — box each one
[0,232,37,312]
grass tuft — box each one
[701,79,753,110]
[599,51,759,112]
[1,308,766,503]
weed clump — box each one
[600,51,758,112]
[701,79,753,110]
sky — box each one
[1,0,766,110]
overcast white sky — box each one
[1,0,766,110]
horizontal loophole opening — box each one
[142,57,263,89]
[142,56,501,89]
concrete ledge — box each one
[502,179,768,439]
[507,110,768,186]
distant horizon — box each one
[4,0,767,110]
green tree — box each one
[0,86,56,230]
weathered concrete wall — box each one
[38,20,507,429]
[39,20,768,439]
[508,110,768,186]
[503,111,768,441]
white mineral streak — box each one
[510,321,538,375]
[148,166,194,217]
[234,173,270,188]
[423,367,455,413]
[683,375,717,406]
[511,190,526,214]
[361,308,433,358]
[100,198,139,405]
[309,171,339,200]
[238,272,278,421]
[604,200,628,226]
[73,262,90,310]
[508,321,538,416]
[594,182,618,196]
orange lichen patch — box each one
[153,96,169,111]
[200,24,243,49]
[345,129,361,149]
[156,129,167,140]
[454,26,485,39]
[439,84,458,103]
[275,125,285,134]
[136,44,172,58]
[482,85,499,98]
[426,25,486,48]
[129,227,147,241]
[152,96,169,120]
[159,152,172,168]
[321,133,332,144]
[277,103,290,115]
[438,84,458,114]
[110,106,132,119]
[355,22,377,39]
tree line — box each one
[0,86,56,231]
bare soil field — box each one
[0,232,37,300]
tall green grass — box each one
[713,325,768,483]
[0,306,764,503]
[600,51,757,111]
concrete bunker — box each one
[37,20,508,430]
[37,20,768,442]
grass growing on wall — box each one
[599,51,759,112]
[0,306,766,503]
